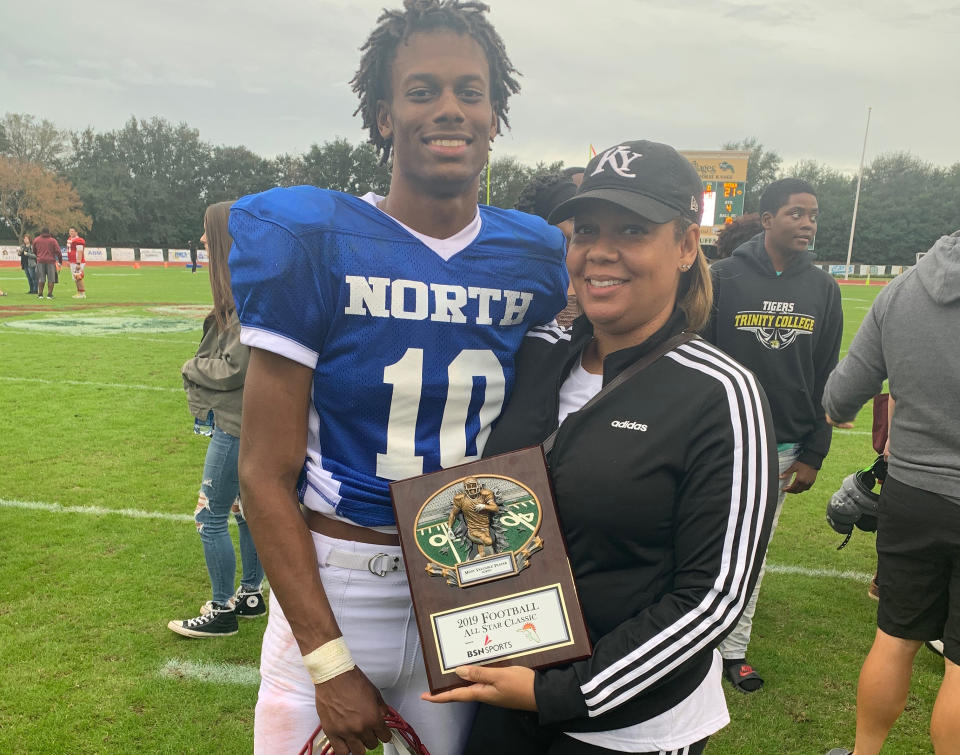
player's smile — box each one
[378,30,497,196]
[422,133,472,157]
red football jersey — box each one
[68,236,86,263]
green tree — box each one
[116,116,210,245]
[64,128,139,244]
[853,152,952,265]
[481,157,565,209]
[1,113,68,170]
[204,145,277,205]
[300,138,390,196]
[721,137,782,214]
[273,153,306,187]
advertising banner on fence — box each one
[85,248,107,262]
[140,248,164,262]
[169,249,190,263]
[0,245,20,262]
[111,247,135,262]
[829,264,854,276]
[198,249,208,263]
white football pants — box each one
[254,530,476,754]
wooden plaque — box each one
[389,446,591,694]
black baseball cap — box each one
[548,140,704,226]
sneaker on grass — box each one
[198,597,235,616]
[233,586,267,618]
[168,603,238,638]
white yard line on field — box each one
[2,497,872,584]
[766,564,872,582]
[0,498,196,523]
[0,330,198,345]
[0,375,180,392]
[159,659,260,686]
[833,429,873,436]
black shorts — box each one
[876,475,960,664]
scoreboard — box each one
[679,150,750,245]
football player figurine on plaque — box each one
[390,446,591,694]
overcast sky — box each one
[3,0,958,173]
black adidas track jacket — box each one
[483,310,778,732]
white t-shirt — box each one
[359,192,481,260]
[557,357,730,752]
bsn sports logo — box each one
[611,420,648,431]
[591,145,643,178]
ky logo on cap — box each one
[591,145,643,178]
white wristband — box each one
[302,637,356,685]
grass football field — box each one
[0,267,943,754]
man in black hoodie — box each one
[706,178,843,692]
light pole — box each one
[844,107,872,280]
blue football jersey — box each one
[229,187,568,527]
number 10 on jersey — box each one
[376,348,506,481]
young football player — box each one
[67,227,87,299]
[228,2,569,753]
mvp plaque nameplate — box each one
[390,446,591,693]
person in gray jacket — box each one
[823,230,960,755]
[168,202,265,639]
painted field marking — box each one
[833,429,873,436]
[159,659,260,687]
[0,329,197,345]
[766,563,872,582]
[441,522,462,564]
[0,375,180,392]
[1,498,873,584]
[0,274,139,280]
[1,498,195,522]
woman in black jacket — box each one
[20,234,37,294]
[426,141,778,754]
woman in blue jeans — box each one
[168,201,265,638]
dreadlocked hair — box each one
[351,0,521,164]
